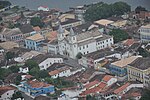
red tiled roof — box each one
[123,39,135,46]
[49,70,60,76]
[0,86,17,95]
[84,80,100,89]
[80,82,107,96]
[25,75,33,79]
[114,82,130,94]
[27,80,52,88]
[102,75,113,83]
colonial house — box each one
[101,75,117,87]
[19,66,29,74]
[139,24,150,43]
[57,25,114,59]
[19,79,54,96]
[79,48,121,69]
[38,6,50,11]
[47,63,83,79]
[127,57,150,83]
[0,28,24,43]
[19,24,35,37]
[0,86,17,100]
[25,33,45,50]
[31,54,63,70]
[109,56,140,78]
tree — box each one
[8,66,19,73]
[76,52,83,59]
[0,1,11,9]
[38,70,49,78]
[140,89,150,100]
[29,67,40,78]
[138,47,150,57]
[25,60,38,70]
[84,2,131,21]
[15,75,22,85]
[11,91,23,100]
[109,29,129,43]
[30,17,44,28]
[135,6,147,14]
[86,95,97,100]
[0,68,12,80]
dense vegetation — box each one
[0,1,11,9]
[135,6,147,14]
[140,89,150,100]
[109,29,129,43]
[138,47,150,57]
[30,17,44,28]
[84,1,131,21]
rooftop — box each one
[0,41,19,50]
[19,24,34,34]
[111,56,140,68]
[0,28,22,36]
[83,48,118,60]
[84,80,100,89]
[128,57,150,70]
[27,80,53,88]
[61,18,81,25]
[102,75,114,82]
[141,24,150,29]
[94,19,114,26]
[114,82,130,94]
[26,33,44,41]
[33,26,41,31]
[0,86,17,95]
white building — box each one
[32,54,63,70]
[139,24,150,42]
[38,6,49,11]
[0,86,16,100]
[19,66,29,74]
[102,75,117,87]
[57,25,114,59]
[49,67,71,79]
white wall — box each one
[107,78,117,86]
[51,69,71,79]
[0,90,15,100]
[19,67,29,73]
[39,58,63,70]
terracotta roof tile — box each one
[84,80,100,89]
[114,82,130,94]
[27,80,53,88]
[0,86,17,95]
[102,75,113,82]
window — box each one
[86,45,88,48]
[79,47,81,50]
[83,45,85,49]
[87,51,89,53]
[106,40,108,42]
[110,39,112,41]
[7,93,9,95]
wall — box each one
[0,90,15,100]
[39,58,63,70]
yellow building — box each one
[127,57,150,83]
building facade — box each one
[139,24,150,43]
[127,57,150,83]
[57,25,114,59]
[20,80,54,96]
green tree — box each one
[38,70,49,78]
[140,89,150,100]
[25,60,38,70]
[15,75,22,85]
[76,52,83,59]
[0,1,11,9]
[0,68,12,80]
[29,67,40,78]
[8,66,19,73]
[135,6,147,14]
[84,1,131,21]
[30,17,44,28]
[109,29,129,43]
[86,95,97,100]
[138,47,150,57]
[11,91,23,100]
